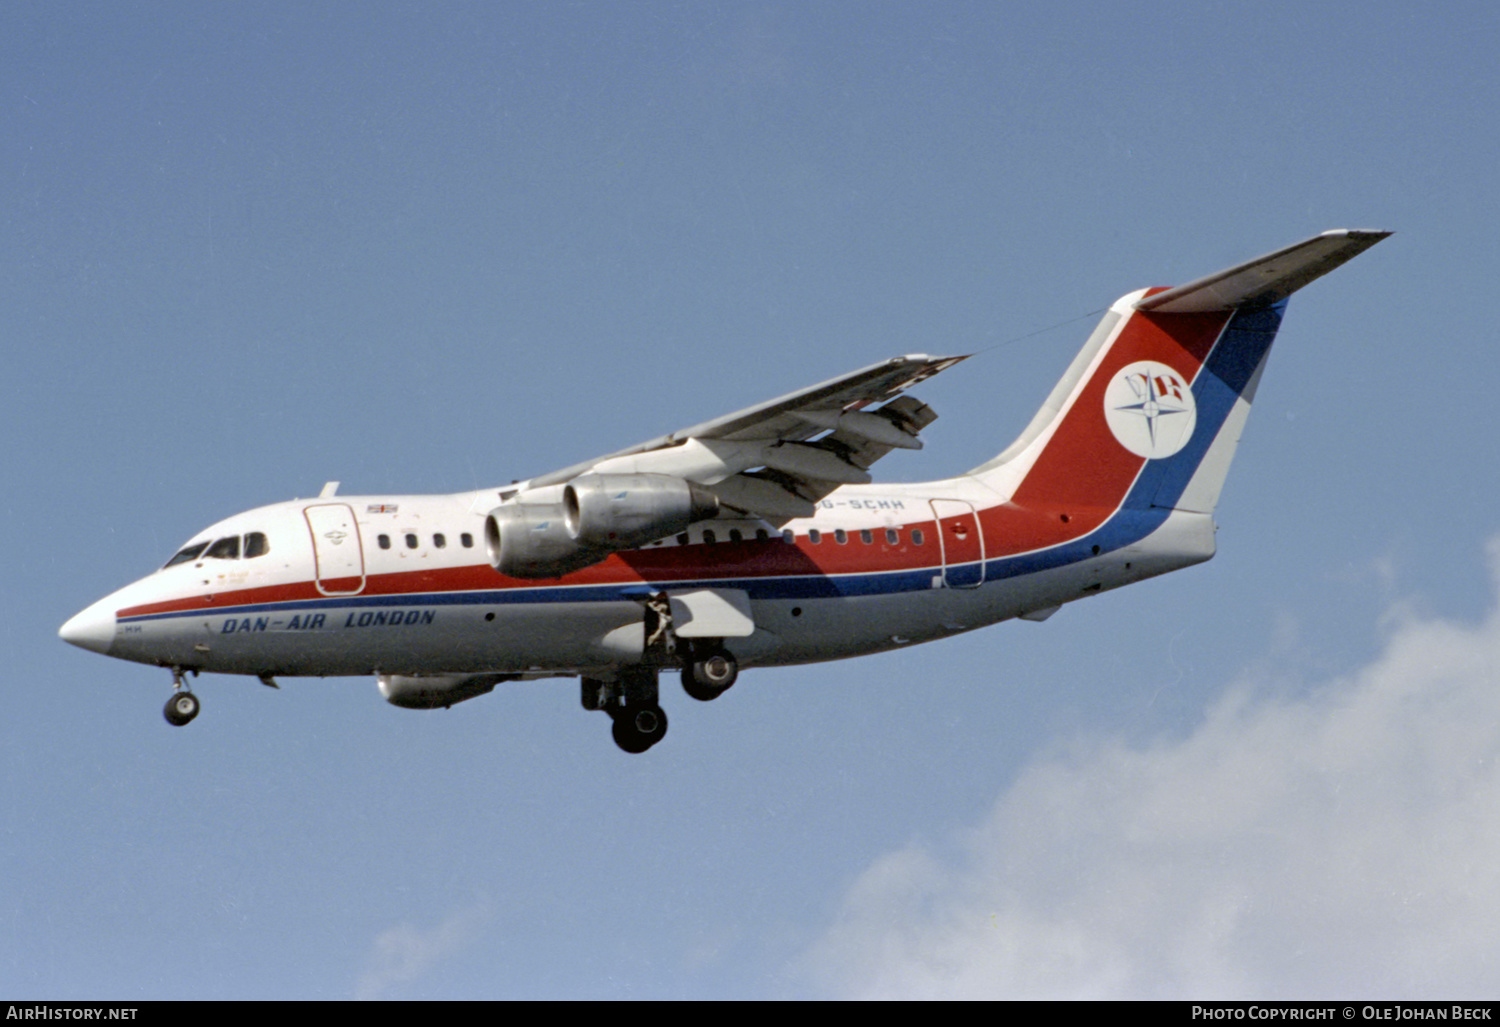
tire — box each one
[164,692,200,726]
[682,647,738,701]
[611,704,667,753]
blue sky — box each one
[5,1,1500,999]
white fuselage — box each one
[62,478,1216,683]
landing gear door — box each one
[304,503,366,596]
[668,588,755,638]
[929,499,985,589]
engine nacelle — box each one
[564,473,720,549]
[378,672,509,710]
[485,501,603,579]
[485,474,720,579]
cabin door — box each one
[304,503,367,596]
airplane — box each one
[60,229,1389,753]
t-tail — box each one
[969,230,1389,567]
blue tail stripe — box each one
[1123,301,1285,516]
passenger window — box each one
[756,529,770,541]
[243,532,269,559]
[703,529,717,544]
[205,536,240,560]
[729,529,743,543]
[676,533,689,546]
[912,529,925,545]
[405,533,418,549]
[782,529,795,543]
[378,534,391,550]
[860,530,873,544]
[164,542,209,568]
[834,529,848,545]
[461,533,474,548]
[809,529,821,544]
[434,534,446,549]
[885,528,899,545]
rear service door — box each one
[929,499,985,589]
[304,503,366,596]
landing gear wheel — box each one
[610,704,668,754]
[164,691,200,727]
[682,646,738,702]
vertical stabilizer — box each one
[971,230,1389,519]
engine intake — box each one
[485,501,601,579]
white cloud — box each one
[355,898,492,1000]
[801,541,1500,999]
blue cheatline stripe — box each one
[122,305,1285,626]
[116,565,948,626]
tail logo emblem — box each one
[1104,361,1196,459]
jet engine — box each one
[486,473,720,578]
[485,501,595,578]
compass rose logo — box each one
[1103,361,1196,459]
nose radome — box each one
[59,600,116,655]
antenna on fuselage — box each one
[319,481,340,498]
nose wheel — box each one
[163,668,200,726]
[164,690,200,726]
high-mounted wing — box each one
[522,354,966,521]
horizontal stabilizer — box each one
[1135,229,1391,313]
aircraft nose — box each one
[59,600,116,655]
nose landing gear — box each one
[164,691,200,726]
[163,668,200,726]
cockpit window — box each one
[164,542,209,568]
[163,531,268,568]
[204,536,240,560]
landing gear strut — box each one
[584,667,669,754]
[163,668,199,726]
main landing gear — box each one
[611,703,668,754]
[583,644,741,754]
[583,667,669,754]
[163,668,200,726]
[681,643,738,702]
